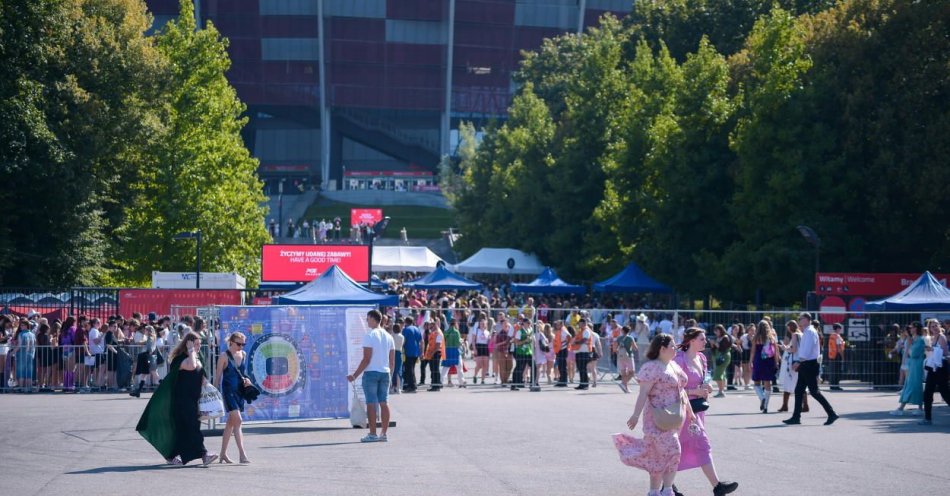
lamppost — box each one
[278,178,286,239]
[367,216,391,285]
[796,225,821,275]
[174,230,202,289]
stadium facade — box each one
[146,1,632,190]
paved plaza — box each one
[1,382,947,496]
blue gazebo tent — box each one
[511,268,585,294]
[403,265,483,290]
[593,263,672,293]
[865,271,950,311]
[273,265,398,306]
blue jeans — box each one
[392,351,403,388]
[362,371,390,404]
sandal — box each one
[201,453,218,467]
[219,456,234,464]
[239,457,251,464]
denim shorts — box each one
[362,371,390,404]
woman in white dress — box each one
[777,320,808,413]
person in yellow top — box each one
[424,320,445,392]
[827,323,846,391]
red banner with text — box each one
[350,208,383,227]
[261,244,370,283]
[815,272,950,296]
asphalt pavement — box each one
[0,380,947,495]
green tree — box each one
[0,0,164,286]
[115,0,268,285]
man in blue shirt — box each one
[401,317,422,393]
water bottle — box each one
[703,369,712,386]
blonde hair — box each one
[227,332,246,344]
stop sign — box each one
[820,296,847,325]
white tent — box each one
[452,248,545,275]
[372,246,445,273]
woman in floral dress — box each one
[613,333,692,496]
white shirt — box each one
[659,319,673,335]
[590,331,602,354]
[362,327,395,374]
[798,325,821,361]
[577,328,592,353]
[393,333,405,353]
[88,328,104,354]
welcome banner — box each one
[218,305,373,422]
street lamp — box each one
[796,225,821,275]
[278,178,286,239]
[174,230,202,289]
[366,216,391,285]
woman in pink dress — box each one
[672,328,739,496]
[613,333,692,496]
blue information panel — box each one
[218,305,371,421]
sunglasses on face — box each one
[232,341,245,347]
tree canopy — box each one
[451,0,950,305]
[0,0,267,287]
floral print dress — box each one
[612,359,688,475]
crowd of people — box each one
[0,312,215,394]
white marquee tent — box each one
[372,246,445,273]
[452,248,545,275]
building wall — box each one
[145,0,632,178]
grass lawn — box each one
[302,201,456,239]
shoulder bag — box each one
[227,350,261,403]
[653,391,685,432]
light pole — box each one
[278,178,285,239]
[796,225,821,275]
[174,230,202,289]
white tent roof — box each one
[372,246,445,273]
[452,248,545,275]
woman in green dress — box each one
[890,322,924,416]
[711,325,732,398]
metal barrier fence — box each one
[0,344,217,393]
[387,307,948,389]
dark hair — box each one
[404,317,414,325]
[677,328,705,351]
[393,324,402,334]
[367,309,383,324]
[621,325,631,335]
[713,324,726,337]
[646,333,674,360]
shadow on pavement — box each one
[66,464,180,474]
[840,410,950,434]
[264,441,365,449]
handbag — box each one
[689,397,710,413]
[227,350,260,403]
[652,394,685,431]
[198,383,226,420]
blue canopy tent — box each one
[273,265,398,306]
[865,271,950,311]
[593,263,673,293]
[368,274,388,289]
[510,268,585,294]
[404,265,483,291]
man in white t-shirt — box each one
[347,310,395,442]
[573,319,594,390]
[87,318,105,388]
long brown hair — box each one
[646,333,674,360]
[677,328,705,352]
[168,331,202,363]
[754,320,775,345]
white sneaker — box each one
[889,409,904,416]
[361,433,379,443]
[378,434,388,442]
[910,409,922,416]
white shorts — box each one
[535,354,548,365]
